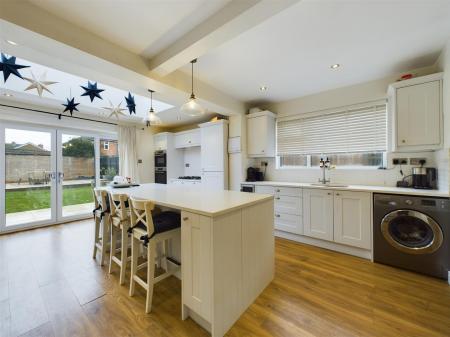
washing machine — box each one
[373,193,450,280]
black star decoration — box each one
[80,81,104,102]
[0,53,30,83]
[125,92,136,115]
[62,97,80,116]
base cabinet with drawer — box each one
[303,188,371,249]
[255,185,303,234]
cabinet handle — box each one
[262,150,265,152]
[327,192,332,195]
[183,217,189,221]
[275,197,280,200]
[336,193,340,196]
[188,140,191,143]
[275,214,280,218]
[401,139,406,143]
[276,189,281,192]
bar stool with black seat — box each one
[108,192,131,285]
[92,188,110,266]
[128,197,181,313]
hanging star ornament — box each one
[80,81,104,102]
[124,92,136,115]
[102,100,127,119]
[23,71,58,97]
[62,97,80,116]
[0,53,30,83]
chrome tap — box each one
[318,157,331,184]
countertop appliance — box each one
[246,167,264,182]
[412,167,437,189]
[373,193,449,279]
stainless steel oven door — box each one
[381,210,443,254]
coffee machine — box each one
[412,167,437,189]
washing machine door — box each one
[381,210,443,254]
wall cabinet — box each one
[303,188,371,249]
[246,111,276,157]
[303,189,334,241]
[389,73,443,151]
[153,132,168,151]
[174,129,200,149]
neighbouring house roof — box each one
[5,142,51,156]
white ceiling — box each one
[28,0,231,58]
[184,0,450,103]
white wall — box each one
[252,65,449,189]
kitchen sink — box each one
[310,183,348,188]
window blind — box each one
[277,104,387,155]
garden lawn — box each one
[5,185,94,213]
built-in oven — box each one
[154,150,167,168]
[240,183,255,193]
[155,167,167,184]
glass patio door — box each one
[57,132,96,221]
[0,123,57,231]
[1,124,118,232]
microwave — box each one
[154,150,167,168]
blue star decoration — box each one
[62,97,80,116]
[124,92,136,115]
[80,81,104,102]
[0,53,30,83]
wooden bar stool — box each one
[108,192,131,285]
[128,197,181,313]
[92,188,110,266]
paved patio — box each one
[5,202,93,227]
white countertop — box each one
[243,181,449,198]
[106,183,272,217]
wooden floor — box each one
[1,220,449,337]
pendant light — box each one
[146,89,162,127]
[180,59,205,117]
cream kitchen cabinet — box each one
[303,189,334,241]
[333,190,371,249]
[303,188,371,249]
[389,73,443,152]
[246,111,276,157]
[153,132,169,151]
[174,129,200,149]
[255,185,303,234]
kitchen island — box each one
[105,183,274,337]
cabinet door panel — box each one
[275,195,302,215]
[247,116,267,156]
[397,81,440,147]
[333,191,371,249]
[275,213,303,234]
[274,186,302,197]
[303,189,333,241]
[181,211,212,321]
[201,171,224,190]
[201,125,224,171]
[255,185,275,195]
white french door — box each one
[0,122,117,233]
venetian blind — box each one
[277,103,387,155]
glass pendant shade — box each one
[180,95,205,117]
[181,59,205,117]
[147,108,162,125]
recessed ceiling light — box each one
[330,63,340,69]
[6,40,18,46]
[259,86,268,92]
[3,93,13,97]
